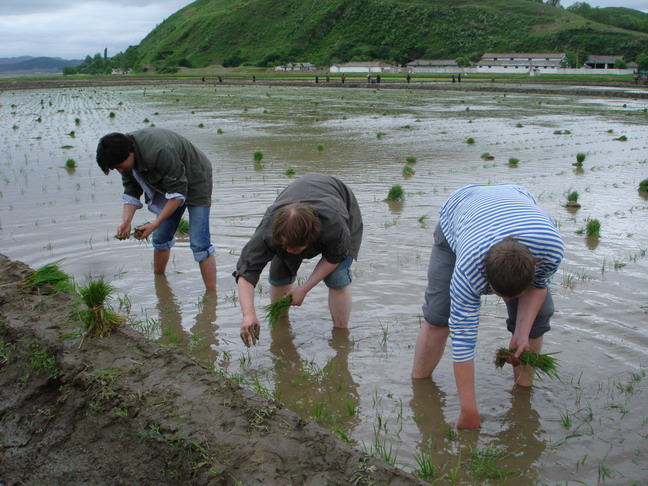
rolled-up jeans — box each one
[152,204,215,262]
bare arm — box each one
[454,360,481,429]
[288,257,339,306]
[116,204,138,238]
[509,287,547,358]
[237,277,260,347]
[135,198,184,239]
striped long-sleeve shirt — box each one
[439,184,564,362]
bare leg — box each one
[514,336,543,387]
[412,324,450,378]
[153,249,170,275]
[328,286,352,329]
[199,254,216,291]
[270,283,293,320]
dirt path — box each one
[0,254,423,486]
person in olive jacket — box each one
[96,128,216,290]
[233,173,363,346]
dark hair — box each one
[484,236,536,298]
[96,132,133,175]
[272,202,320,248]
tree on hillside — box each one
[636,52,648,71]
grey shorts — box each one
[268,254,353,290]
[422,223,553,338]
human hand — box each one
[115,222,131,240]
[134,222,156,240]
[287,286,307,306]
[457,409,481,429]
[509,333,530,361]
[240,317,260,347]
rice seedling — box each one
[317,144,324,151]
[217,128,223,134]
[68,130,75,138]
[468,446,522,480]
[74,117,81,125]
[639,178,648,192]
[466,137,475,144]
[586,218,601,237]
[402,165,415,176]
[418,214,428,224]
[175,218,190,236]
[574,153,586,167]
[198,123,204,128]
[376,132,386,139]
[495,347,560,380]
[285,167,296,176]
[109,112,116,118]
[265,295,292,326]
[405,156,417,164]
[412,452,439,481]
[385,184,404,202]
[76,278,124,338]
[515,122,523,128]
[253,151,264,163]
[481,152,494,161]
[19,260,73,295]
[613,135,628,141]
[508,157,519,167]
[143,118,149,123]
[64,158,77,169]
[566,190,581,208]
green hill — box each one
[119,0,648,72]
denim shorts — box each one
[152,204,215,262]
[269,254,354,290]
[422,223,553,337]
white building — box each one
[329,61,399,74]
[274,62,316,72]
[476,52,566,74]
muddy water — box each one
[1,83,647,483]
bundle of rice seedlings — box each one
[20,260,73,295]
[385,184,405,202]
[176,218,190,236]
[264,295,292,327]
[495,348,560,380]
[77,279,124,338]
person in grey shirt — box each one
[233,173,363,346]
[96,128,216,290]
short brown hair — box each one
[484,236,536,298]
[272,202,320,248]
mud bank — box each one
[0,254,423,486]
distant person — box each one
[452,75,456,83]
[406,74,411,83]
[201,76,205,83]
[341,75,346,84]
[326,74,330,82]
[367,73,372,83]
[234,173,363,347]
[412,184,564,429]
[315,74,319,83]
[218,76,223,83]
[253,75,256,83]
[376,74,381,84]
[96,128,216,290]
[458,73,461,82]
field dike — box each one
[0,254,422,486]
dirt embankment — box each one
[0,254,423,486]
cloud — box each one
[0,1,190,59]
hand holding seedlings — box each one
[265,296,293,326]
[114,222,132,240]
[134,222,155,240]
[240,322,260,347]
[495,347,560,380]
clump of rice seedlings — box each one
[65,158,77,169]
[143,117,149,123]
[74,118,81,125]
[68,130,75,138]
[573,153,586,167]
[61,145,73,149]
[402,165,415,176]
[376,132,386,139]
[613,135,628,141]
[515,123,523,128]
[566,190,581,208]
[586,218,601,237]
[198,123,204,128]
[639,178,648,192]
[385,184,405,202]
[553,129,571,135]
[466,137,475,144]
[19,260,73,295]
[12,125,19,130]
[217,128,223,134]
[77,279,124,338]
[285,167,296,176]
[109,112,116,118]
[508,157,519,167]
[176,218,190,236]
[405,156,417,164]
[418,214,428,224]
[265,295,292,327]
[317,144,324,151]
[253,151,264,163]
[495,348,560,380]
[481,152,494,161]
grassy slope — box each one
[130,0,648,70]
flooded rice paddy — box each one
[1,82,647,484]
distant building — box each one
[405,59,460,73]
[274,62,316,72]
[476,52,566,74]
[111,68,132,75]
[329,62,399,74]
[584,55,629,70]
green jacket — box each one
[122,128,213,207]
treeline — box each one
[63,50,140,75]
[566,2,648,34]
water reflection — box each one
[269,319,360,432]
[154,274,219,364]
[409,378,452,454]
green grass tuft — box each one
[385,184,404,202]
[640,178,648,192]
[264,296,292,327]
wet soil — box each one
[0,253,423,486]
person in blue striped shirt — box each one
[412,184,564,429]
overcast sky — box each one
[0,0,646,60]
